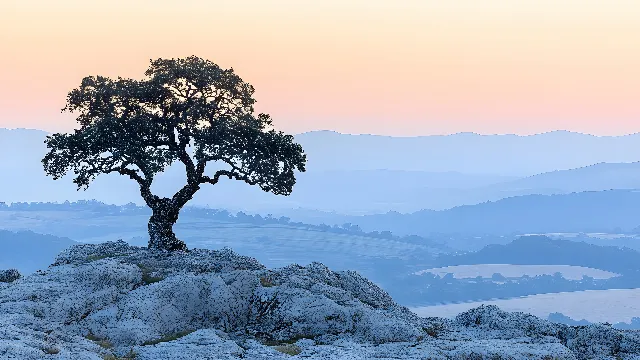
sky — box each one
[1,0,639,136]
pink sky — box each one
[1,0,639,136]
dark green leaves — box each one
[42,55,307,204]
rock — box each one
[0,240,639,359]
[0,268,22,283]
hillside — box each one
[0,129,516,213]
[0,230,78,274]
[483,161,640,195]
[0,202,446,301]
[390,236,640,307]
[435,235,640,275]
[349,189,640,236]
[295,130,640,175]
[7,128,640,214]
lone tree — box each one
[42,56,307,252]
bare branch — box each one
[200,169,259,187]
[106,165,156,207]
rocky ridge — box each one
[0,240,639,359]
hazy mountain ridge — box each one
[295,129,640,175]
[5,128,640,214]
[348,189,640,236]
[484,161,640,193]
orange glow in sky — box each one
[1,0,639,135]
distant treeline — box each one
[386,234,640,305]
[0,200,447,250]
[435,235,640,276]
[396,270,640,306]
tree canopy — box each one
[42,56,307,250]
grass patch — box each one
[263,334,315,349]
[141,329,196,346]
[96,339,114,349]
[85,331,114,349]
[422,322,446,338]
[136,264,164,285]
[85,332,101,342]
[260,276,275,287]
[272,343,302,356]
[101,348,137,360]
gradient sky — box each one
[1,0,639,136]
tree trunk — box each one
[147,199,187,252]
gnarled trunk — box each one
[147,199,187,251]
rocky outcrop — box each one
[1,240,639,359]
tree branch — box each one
[107,166,144,184]
[106,165,157,207]
[200,169,259,187]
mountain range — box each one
[344,189,640,236]
[4,128,640,214]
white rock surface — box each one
[0,240,639,359]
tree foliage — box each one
[43,56,307,210]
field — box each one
[415,264,619,280]
[0,210,435,274]
[4,208,638,324]
[410,288,640,323]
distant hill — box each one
[238,161,640,213]
[483,161,640,195]
[347,189,640,236]
[295,130,640,175]
[5,128,640,214]
[435,235,640,275]
[0,230,78,274]
[0,129,516,213]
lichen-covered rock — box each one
[453,304,640,359]
[266,262,397,309]
[0,268,22,283]
[455,304,561,338]
[52,239,265,274]
[1,240,639,359]
[562,323,640,360]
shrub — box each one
[260,276,275,287]
[136,264,164,285]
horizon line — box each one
[295,129,640,138]
[3,126,640,138]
